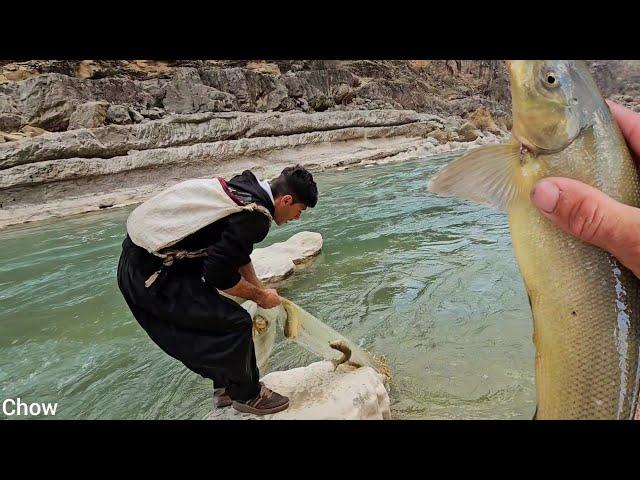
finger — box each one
[530,177,630,256]
[606,100,640,159]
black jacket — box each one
[127,170,274,291]
[174,170,274,290]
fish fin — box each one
[427,143,522,212]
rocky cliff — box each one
[0,60,638,228]
[0,60,515,133]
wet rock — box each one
[250,231,323,283]
[262,231,323,265]
[206,360,390,420]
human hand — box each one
[530,100,640,278]
[255,288,282,309]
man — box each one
[117,165,318,415]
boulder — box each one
[106,104,132,125]
[0,113,23,132]
[198,67,288,112]
[162,68,237,114]
[140,107,165,120]
[129,108,144,123]
[250,250,295,283]
[457,122,481,142]
[250,231,323,283]
[264,231,323,265]
[67,101,109,130]
[206,360,390,420]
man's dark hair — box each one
[270,165,318,208]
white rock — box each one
[206,360,391,420]
[267,231,323,265]
[250,231,323,283]
[250,249,295,282]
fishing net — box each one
[223,293,390,382]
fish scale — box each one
[512,120,640,419]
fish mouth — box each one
[511,132,536,155]
[512,125,588,156]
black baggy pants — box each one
[116,236,261,401]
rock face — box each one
[1,107,502,228]
[251,231,323,283]
[0,109,424,169]
[68,101,109,130]
[206,360,391,420]
[1,60,637,135]
[2,59,635,228]
[0,60,514,133]
[106,104,132,125]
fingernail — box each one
[531,180,560,213]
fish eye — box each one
[543,71,559,89]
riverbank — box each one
[0,108,509,229]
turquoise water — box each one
[0,154,536,419]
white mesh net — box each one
[223,293,390,381]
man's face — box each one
[273,195,307,225]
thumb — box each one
[530,177,640,275]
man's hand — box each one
[223,278,281,308]
[255,288,282,309]
[530,100,640,278]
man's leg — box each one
[173,295,262,402]
[117,244,287,414]
[177,297,289,415]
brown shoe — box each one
[231,385,289,415]
[213,388,232,408]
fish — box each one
[281,298,300,339]
[428,60,640,419]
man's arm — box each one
[223,277,280,309]
[239,261,264,289]
[203,211,281,308]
